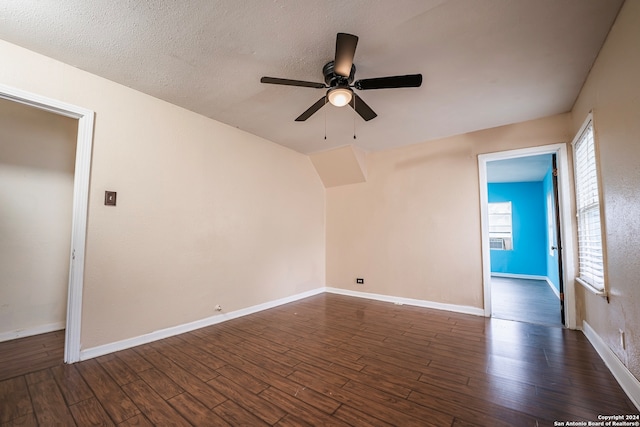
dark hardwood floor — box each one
[0,329,65,381]
[1,293,637,426]
[491,276,563,327]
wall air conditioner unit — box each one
[490,237,505,250]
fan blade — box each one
[261,77,326,89]
[350,93,377,121]
[334,33,358,77]
[354,74,422,90]
[295,97,327,121]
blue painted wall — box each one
[543,166,560,292]
[488,182,547,276]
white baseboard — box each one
[492,273,561,299]
[491,273,547,281]
[545,277,561,299]
[325,287,485,317]
[583,321,640,411]
[80,287,325,361]
[0,321,65,343]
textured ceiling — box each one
[0,0,623,154]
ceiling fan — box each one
[260,33,422,122]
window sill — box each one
[576,277,608,298]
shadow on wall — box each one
[393,141,473,171]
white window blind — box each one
[573,119,605,291]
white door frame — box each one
[0,84,94,362]
[478,143,577,329]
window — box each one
[573,115,605,292]
[488,202,512,250]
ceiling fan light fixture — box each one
[260,33,420,122]
[327,87,353,107]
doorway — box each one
[0,99,76,344]
[0,83,94,363]
[478,144,576,329]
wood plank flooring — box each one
[491,277,563,327]
[0,329,65,381]
[1,293,637,426]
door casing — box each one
[478,143,577,329]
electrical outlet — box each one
[356,278,364,284]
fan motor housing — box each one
[323,61,356,87]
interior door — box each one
[551,154,565,325]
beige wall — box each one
[0,40,326,349]
[0,99,77,337]
[326,114,571,307]
[571,0,640,380]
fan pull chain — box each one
[353,96,357,139]
[324,97,328,140]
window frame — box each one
[572,112,608,295]
[488,201,513,251]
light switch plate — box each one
[104,191,117,206]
